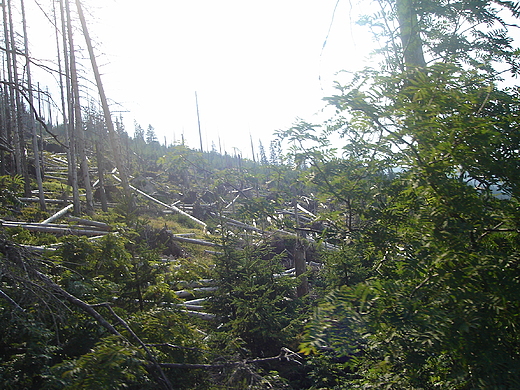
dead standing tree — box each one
[58,0,80,214]
[2,0,22,180]
[75,0,132,204]
[65,0,94,214]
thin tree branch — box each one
[0,80,67,148]
[158,347,303,369]
[0,288,25,312]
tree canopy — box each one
[289,0,520,388]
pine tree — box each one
[145,124,157,144]
[258,139,268,165]
[134,121,144,142]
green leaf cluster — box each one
[291,1,520,388]
[208,233,303,358]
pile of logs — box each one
[1,203,111,237]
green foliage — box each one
[127,309,209,389]
[0,228,214,389]
[0,310,57,390]
[5,226,58,246]
[55,233,179,311]
[5,3,520,389]
[208,232,302,358]
[20,206,50,222]
[289,1,520,388]
[112,193,148,228]
[0,175,24,214]
[320,243,373,288]
[145,124,157,144]
[299,353,356,389]
[50,335,152,390]
[236,196,277,228]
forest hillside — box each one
[1,0,520,389]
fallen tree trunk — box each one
[42,204,74,223]
[183,298,207,305]
[183,310,215,320]
[180,304,204,311]
[66,216,111,231]
[112,174,207,229]
[174,287,218,298]
[0,221,109,237]
[2,221,94,229]
[19,198,66,204]
[175,279,216,288]
[20,244,57,252]
[167,233,217,247]
[43,176,68,182]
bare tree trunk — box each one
[294,240,309,297]
[396,0,426,69]
[20,0,46,211]
[75,0,132,202]
[0,63,7,175]
[65,0,94,215]
[2,1,19,176]
[54,0,80,214]
[38,83,46,174]
[94,121,108,212]
[293,200,309,297]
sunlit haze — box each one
[27,0,374,157]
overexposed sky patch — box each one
[27,0,375,157]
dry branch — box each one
[146,343,203,352]
[35,271,120,336]
[0,81,66,148]
[159,347,302,369]
[91,302,173,390]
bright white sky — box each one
[27,0,375,158]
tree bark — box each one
[396,0,426,69]
[293,200,309,297]
[65,0,94,215]
[41,203,74,223]
[58,0,81,215]
[2,1,19,176]
[95,137,108,212]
